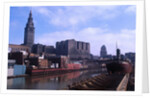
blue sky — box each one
[9,5,136,55]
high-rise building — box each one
[56,39,90,60]
[24,10,35,48]
[32,44,56,55]
[43,46,56,54]
[100,45,107,58]
[32,44,44,55]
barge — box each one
[26,63,86,76]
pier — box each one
[68,73,131,91]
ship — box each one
[106,60,132,74]
[26,63,84,76]
[106,48,133,74]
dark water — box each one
[7,69,101,90]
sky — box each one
[9,5,136,56]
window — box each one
[82,43,84,50]
[77,42,79,49]
[86,44,88,50]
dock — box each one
[68,73,130,90]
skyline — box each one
[9,5,136,55]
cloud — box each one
[33,6,120,28]
[31,6,135,55]
[37,7,51,16]
[35,27,135,56]
[125,5,136,13]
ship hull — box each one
[106,61,132,74]
[26,67,86,76]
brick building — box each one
[9,44,30,53]
[56,39,90,60]
[43,45,55,54]
[32,44,56,55]
[32,44,43,55]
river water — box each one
[7,69,102,90]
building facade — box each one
[100,45,107,58]
[32,44,44,55]
[9,44,30,53]
[125,52,135,65]
[24,11,35,48]
[56,39,90,60]
[32,44,56,55]
[43,45,55,54]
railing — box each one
[116,73,129,91]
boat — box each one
[26,63,84,76]
[106,47,133,74]
[106,60,132,74]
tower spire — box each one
[116,41,118,49]
[29,10,32,18]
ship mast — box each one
[116,42,121,61]
[116,41,118,50]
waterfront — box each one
[7,6,135,91]
[7,69,101,90]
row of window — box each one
[77,42,89,50]
[57,43,89,50]
[11,48,28,51]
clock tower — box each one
[24,10,35,48]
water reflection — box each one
[7,69,101,90]
[8,77,25,89]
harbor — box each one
[7,69,102,89]
[7,45,135,91]
[7,68,134,91]
[7,7,135,91]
